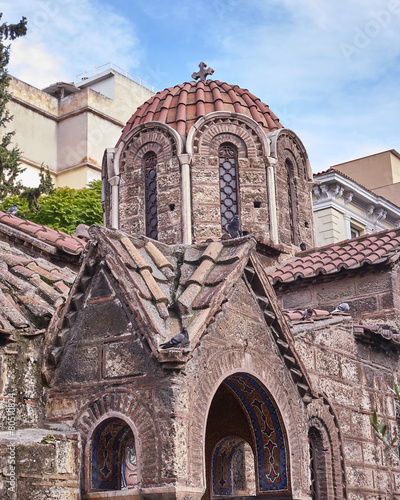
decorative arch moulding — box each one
[186,111,271,158]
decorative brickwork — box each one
[307,399,347,499]
[117,125,182,244]
[73,392,156,492]
[274,129,314,249]
[190,115,265,158]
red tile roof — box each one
[0,239,76,339]
[0,212,87,257]
[269,227,400,285]
[117,80,283,143]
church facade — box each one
[0,64,399,500]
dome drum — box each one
[103,76,314,252]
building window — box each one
[144,152,158,240]
[309,437,318,500]
[219,144,239,232]
[350,226,360,239]
[286,159,298,245]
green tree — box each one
[1,180,103,234]
[0,13,27,200]
[33,180,103,233]
[371,383,400,459]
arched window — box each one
[286,158,298,245]
[219,143,239,232]
[144,152,158,240]
[91,418,138,491]
[308,425,331,499]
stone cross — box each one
[192,62,215,82]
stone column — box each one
[267,164,279,243]
[109,175,120,229]
[179,154,192,245]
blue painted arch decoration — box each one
[91,418,138,490]
[218,373,290,496]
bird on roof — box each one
[226,215,242,239]
[332,302,350,314]
[301,307,314,321]
[160,327,189,350]
[6,204,18,216]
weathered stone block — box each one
[191,169,218,184]
[345,466,373,489]
[344,439,363,463]
[340,357,359,383]
[192,185,220,204]
[315,350,340,377]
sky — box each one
[2,0,400,172]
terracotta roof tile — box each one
[0,238,76,337]
[271,227,400,285]
[0,212,86,257]
[117,80,283,144]
[87,227,256,355]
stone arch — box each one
[88,415,139,491]
[307,398,347,499]
[268,128,314,248]
[75,390,160,492]
[187,348,303,497]
[114,122,183,243]
[267,128,312,181]
[211,436,255,497]
[115,122,183,170]
[187,111,270,158]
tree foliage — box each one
[0,180,103,234]
[0,14,27,199]
[371,383,400,459]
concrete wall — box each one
[313,206,346,247]
[334,150,400,206]
[6,71,154,189]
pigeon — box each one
[6,204,18,216]
[301,307,314,321]
[226,215,242,238]
[160,327,189,349]
[332,302,350,314]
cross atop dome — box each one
[192,61,214,82]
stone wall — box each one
[275,263,399,328]
[293,317,400,499]
[190,154,270,242]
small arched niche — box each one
[90,417,139,491]
[212,436,256,497]
[204,373,291,500]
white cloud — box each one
[3,0,142,88]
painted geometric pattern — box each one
[212,436,244,495]
[91,418,133,490]
[223,373,289,494]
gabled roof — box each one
[76,226,257,362]
[269,227,400,285]
[43,225,313,401]
[0,212,86,265]
[0,238,76,341]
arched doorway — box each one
[205,373,291,499]
[90,417,138,491]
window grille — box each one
[145,152,158,240]
[286,159,298,245]
[219,144,239,231]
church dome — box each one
[118,79,283,143]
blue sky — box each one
[3,0,400,171]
